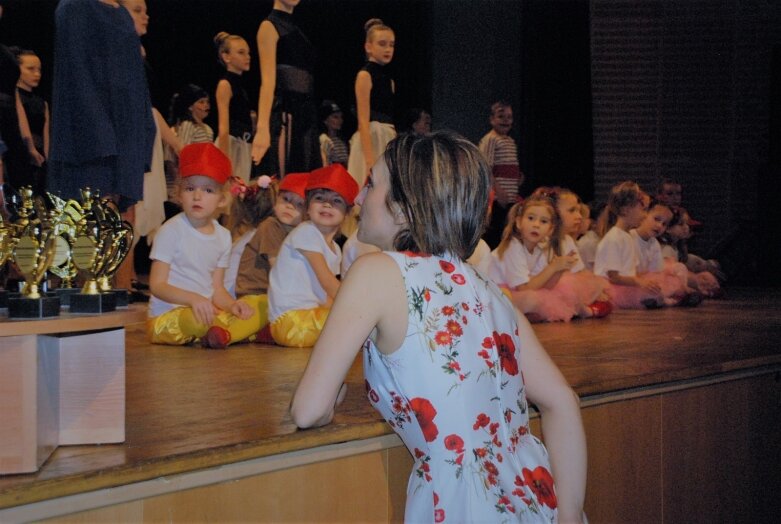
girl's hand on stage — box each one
[252,128,270,165]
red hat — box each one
[279,172,309,199]
[306,164,359,206]
[179,143,232,185]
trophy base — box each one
[112,289,130,308]
[8,295,61,319]
[50,288,82,308]
[70,292,117,314]
[0,289,7,309]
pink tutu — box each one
[508,288,577,323]
[555,271,610,309]
[504,270,610,322]
[691,270,721,297]
[607,262,688,309]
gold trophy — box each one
[7,187,62,318]
[68,188,120,313]
[95,194,133,308]
[46,193,83,307]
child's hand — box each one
[190,295,217,326]
[552,251,579,272]
[637,275,662,294]
[230,299,254,320]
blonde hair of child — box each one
[495,197,559,260]
[214,31,245,67]
[364,18,394,43]
[596,181,643,237]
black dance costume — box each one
[361,61,394,124]
[263,9,319,176]
[0,43,34,192]
[17,89,47,194]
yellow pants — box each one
[270,307,330,348]
[147,295,268,346]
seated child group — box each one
[147,142,723,349]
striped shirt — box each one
[479,131,521,204]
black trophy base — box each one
[112,288,130,308]
[69,292,117,314]
[52,288,82,308]
[0,289,7,308]
[8,295,61,319]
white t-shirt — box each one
[148,213,232,317]
[341,230,380,277]
[223,230,254,298]
[488,238,549,289]
[466,239,492,275]
[631,230,664,273]
[268,221,342,321]
[560,235,586,273]
[594,226,639,277]
[576,230,600,271]
[661,244,679,261]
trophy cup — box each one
[94,195,133,308]
[7,187,61,318]
[69,188,118,313]
[46,193,82,307]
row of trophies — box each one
[0,186,133,319]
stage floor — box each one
[1,287,780,510]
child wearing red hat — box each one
[268,164,360,347]
[235,172,308,297]
[147,143,267,348]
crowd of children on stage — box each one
[1,3,725,351]
[141,136,724,350]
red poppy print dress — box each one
[363,252,558,523]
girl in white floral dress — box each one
[292,132,587,524]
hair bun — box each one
[364,18,385,33]
[213,31,229,48]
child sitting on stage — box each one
[594,183,701,308]
[147,143,265,349]
[488,195,611,322]
[659,207,722,297]
[268,164,359,347]
[630,198,701,307]
[235,172,308,297]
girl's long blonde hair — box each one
[495,197,559,260]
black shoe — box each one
[680,292,703,307]
[642,298,663,309]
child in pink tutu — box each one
[631,198,702,307]
[488,196,611,322]
[659,207,722,297]
[595,183,700,308]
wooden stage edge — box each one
[0,287,780,521]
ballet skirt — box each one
[364,251,558,522]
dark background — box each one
[0,0,594,199]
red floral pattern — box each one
[362,253,557,522]
[409,397,439,442]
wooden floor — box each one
[1,287,780,511]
